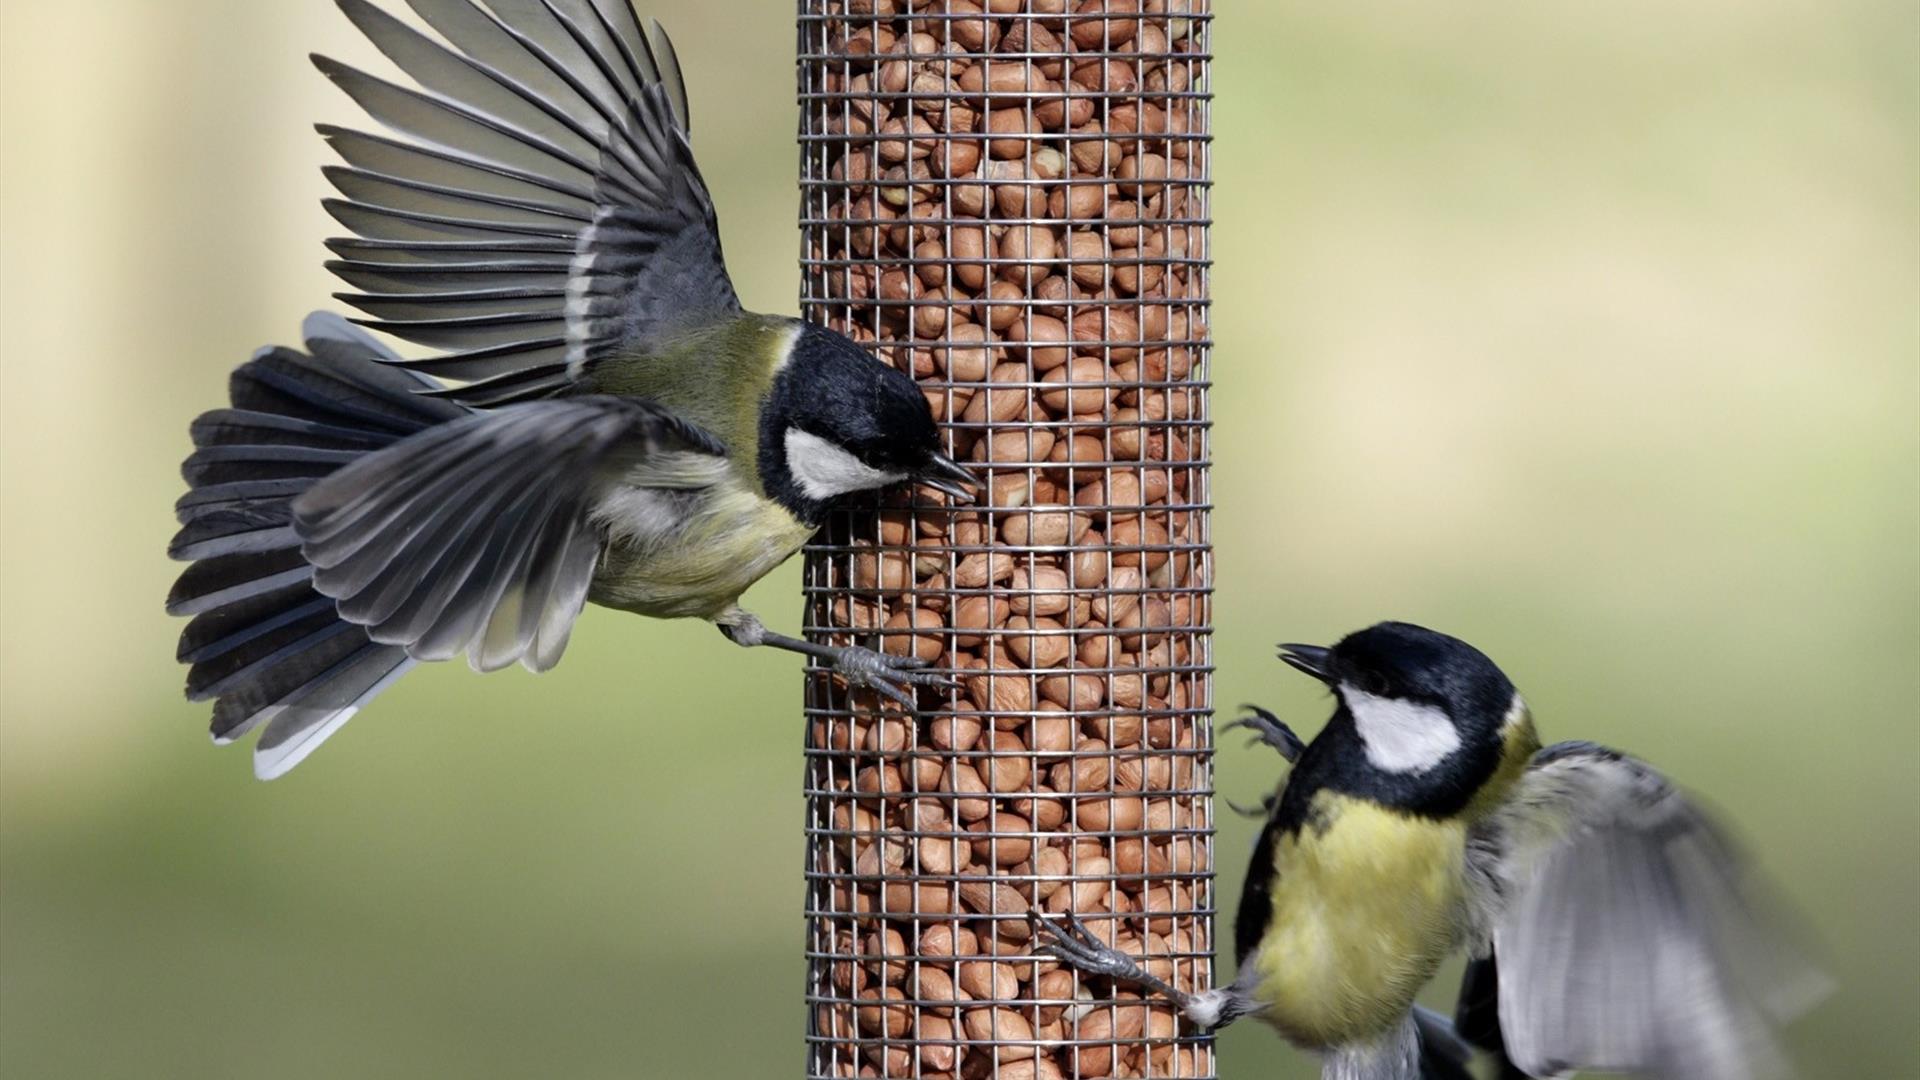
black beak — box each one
[1278,643,1333,683]
[916,452,979,502]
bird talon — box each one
[829,645,958,713]
[1225,796,1273,819]
[1062,909,1103,947]
[1226,704,1305,762]
[1034,909,1134,975]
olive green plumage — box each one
[167,2,972,779]
[581,318,816,621]
[582,315,797,492]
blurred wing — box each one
[292,394,725,674]
[319,0,739,405]
[1477,742,1829,1080]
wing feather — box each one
[291,395,724,672]
[317,0,740,405]
[329,259,567,294]
[1473,742,1828,1080]
[339,0,602,162]
[324,165,589,228]
[315,55,598,182]
[318,124,598,208]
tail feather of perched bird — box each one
[170,1,977,777]
[1035,622,1826,1080]
[170,315,458,778]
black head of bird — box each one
[1280,622,1521,818]
[760,323,974,520]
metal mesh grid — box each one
[798,3,1214,1076]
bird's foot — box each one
[829,645,959,710]
[1224,794,1277,820]
[1032,909,1245,1031]
[716,612,957,712]
[1224,704,1305,762]
[1033,909,1153,983]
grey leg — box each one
[1224,704,1306,762]
[1031,910,1256,1031]
[718,609,958,710]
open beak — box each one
[1278,643,1333,683]
[916,452,979,502]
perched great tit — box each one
[166,0,977,779]
[1038,622,1827,1080]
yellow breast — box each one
[1249,792,1469,1047]
[591,483,815,621]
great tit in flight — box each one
[1037,622,1826,1080]
[167,0,976,779]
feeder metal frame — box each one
[798,4,1216,1077]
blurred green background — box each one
[2,1,1914,1076]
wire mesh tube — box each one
[799,2,1214,1076]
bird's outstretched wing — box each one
[1469,742,1828,1080]
[291,394,727,675]
[318,0,739,405]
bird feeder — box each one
[798,2,1214,1076]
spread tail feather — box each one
[170,313,465,778]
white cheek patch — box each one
[785,427,905,500]
[1341,684,1462,774]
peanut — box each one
[803,6,1212,1075]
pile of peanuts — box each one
[799,2,1212,1077]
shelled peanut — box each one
[802,2,1213,1077]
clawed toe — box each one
[865,677,917,710]
[879,655,963,693]
[1031,909,1196,1012]
[1225,704,1305,762]
[831,646,959,711]
[1031,910,1134,977]
[1225,795,1273,819]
